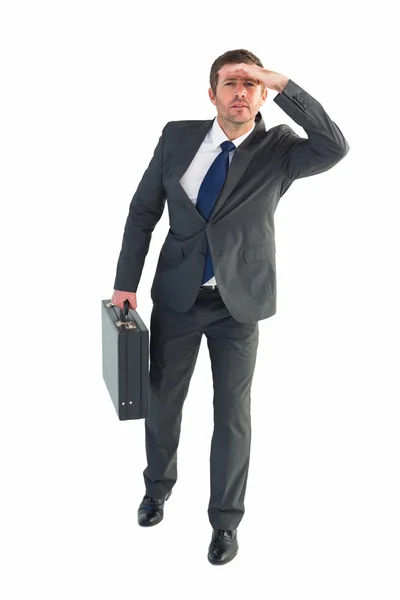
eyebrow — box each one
[222,77,258,83]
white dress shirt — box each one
[179,116,255,287]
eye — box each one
[225,82,254,86]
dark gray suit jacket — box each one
[113,79,349,323]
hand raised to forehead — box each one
[218,63,289,92]
[218,63,263,85]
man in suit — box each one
[112,48,349,565]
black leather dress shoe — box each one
[207,529,239,565]
[137,490,172,527]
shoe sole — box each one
[207,550,238,565]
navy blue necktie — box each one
[197,140,236,284]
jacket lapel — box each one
[173,111,266,222]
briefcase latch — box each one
[115,320,137,330]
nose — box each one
[234,81,246,97]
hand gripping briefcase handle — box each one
[107,299,137,330]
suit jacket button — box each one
[206,223,213,228]
[199,254,205,260]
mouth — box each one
[232,105,247,108]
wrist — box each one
[274,76,289,93]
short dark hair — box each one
[209,48,265,96]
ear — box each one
[208,87,216,106]
[260,88,268,106]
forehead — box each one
[219,75,259,84]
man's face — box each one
[208,64,268,125]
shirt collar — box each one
[210,115,256,150]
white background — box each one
[1,0,399,598]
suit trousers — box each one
[143,286,259,530]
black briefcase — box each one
[101,299,149,420]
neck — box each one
[216,114,255,141]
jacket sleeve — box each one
[113,123,169,292]
[273,79,349,182]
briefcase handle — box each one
[120,299,130,322]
